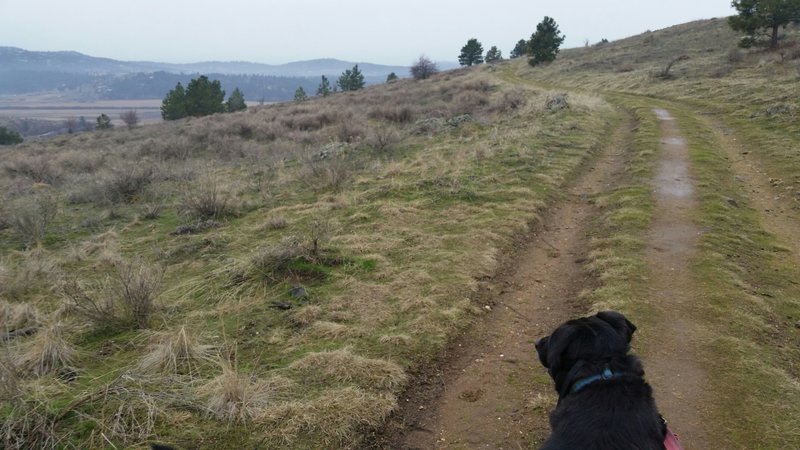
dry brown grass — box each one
[0,301,41,332]
[289,348,406,391]
[16,320,75,377]
[138,326,214,375]
[198,362,293,423]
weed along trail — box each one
[392,112,633,449]
[641,108,711,448]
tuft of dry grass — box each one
[138,326,214,375]
[289,348,407,391]
[198,362,293,423]
[261,386,396,447]
[0,301,41,332]
[16,320,76,377]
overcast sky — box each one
[1,0,734,66]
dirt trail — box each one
[641,109,712,448]
[389,113,634,449]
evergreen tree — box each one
[226,88,247,112]
[294,86,308,101]
[528,16,565,66]
[95,114,113,130]
[0,126,23,145]
[510,39,529,58]
[161,82,187,120]
[459,38,484,66]
[729,0,800,48]
[386,72,398,83]
[485,46,503,63]
[185,75,226,116]
[337,65,365,91]
[317,75,332,96]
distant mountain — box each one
[0,47,409,78]
[0,47,418,102]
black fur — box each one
[535,311,666,450]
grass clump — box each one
[138,326,214,375]
[289,348,407,391]
[16,320,76,377]
[198,362,293,424]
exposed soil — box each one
[367,112,635,449]
[640,109,712,448]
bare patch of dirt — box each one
[367,113,635,449]
[641,109,712,448]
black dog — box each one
[535,311,668,450]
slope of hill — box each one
[2,18,799,450]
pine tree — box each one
[729,0,800,48]
[528,16,565,66]
[95,114,113,130]
[317,75,332,96]
[337,65,365,91]
[386,72,399,83]
[510,39,528,58]
[161,82,187,120]
[459,38,484,66]
[0,126,23,145]
[294,86,308,101]
[485,46,503,63]
[226,88,247,112]
[185,76,226,116]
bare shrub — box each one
[16,320,76,376]
[368,107,415,124]
[138,326,214,375]
[450,91,490,115]
[335,121,366,143]
[494,89,528,112]
[111,258,163,329]
[652,55,690,79]
[0,251,60,301]
[178,173,237,220]
[139,189,166,220]
[6,192,58,246]
[302,153,352,192]
[119,110,139,130]
[410,55,439,80]
[102,164,156,204]
[3,155,62,185]
[62,258,163,329]
[366,127,400,153]
[306,214,335,258]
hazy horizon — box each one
[1,1,734,66]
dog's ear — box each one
[535,336,550,368]
[596,311,636,342]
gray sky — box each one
[0,0,734,65]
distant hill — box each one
[0,47,417,101]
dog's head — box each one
[535,311,636,394]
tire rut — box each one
[383,111,635,450]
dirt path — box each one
[639,109,712,448]
[383,112,635,449]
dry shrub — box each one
[450,90,490,115]
[6,192,58,246]
[365,127,401,154]
[0,301,41,332]
[0,250,60,301]
[138,326,214,375]
[289,348,407,391]
[178,173,238,220]
[198,363,293,423]
[3,154,62,184]
[494,89,528,112]
[106,387,161,443]
[261,387,396,447]
[334,121,366,143]
[1,399,62,449]
[367,106,415,124]
[302,153,352,192]
[16,320,76,376]
[102,164,156,204]
[62,258,163,330]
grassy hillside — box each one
[0,65,615,448]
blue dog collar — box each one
[570,366,624,394]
